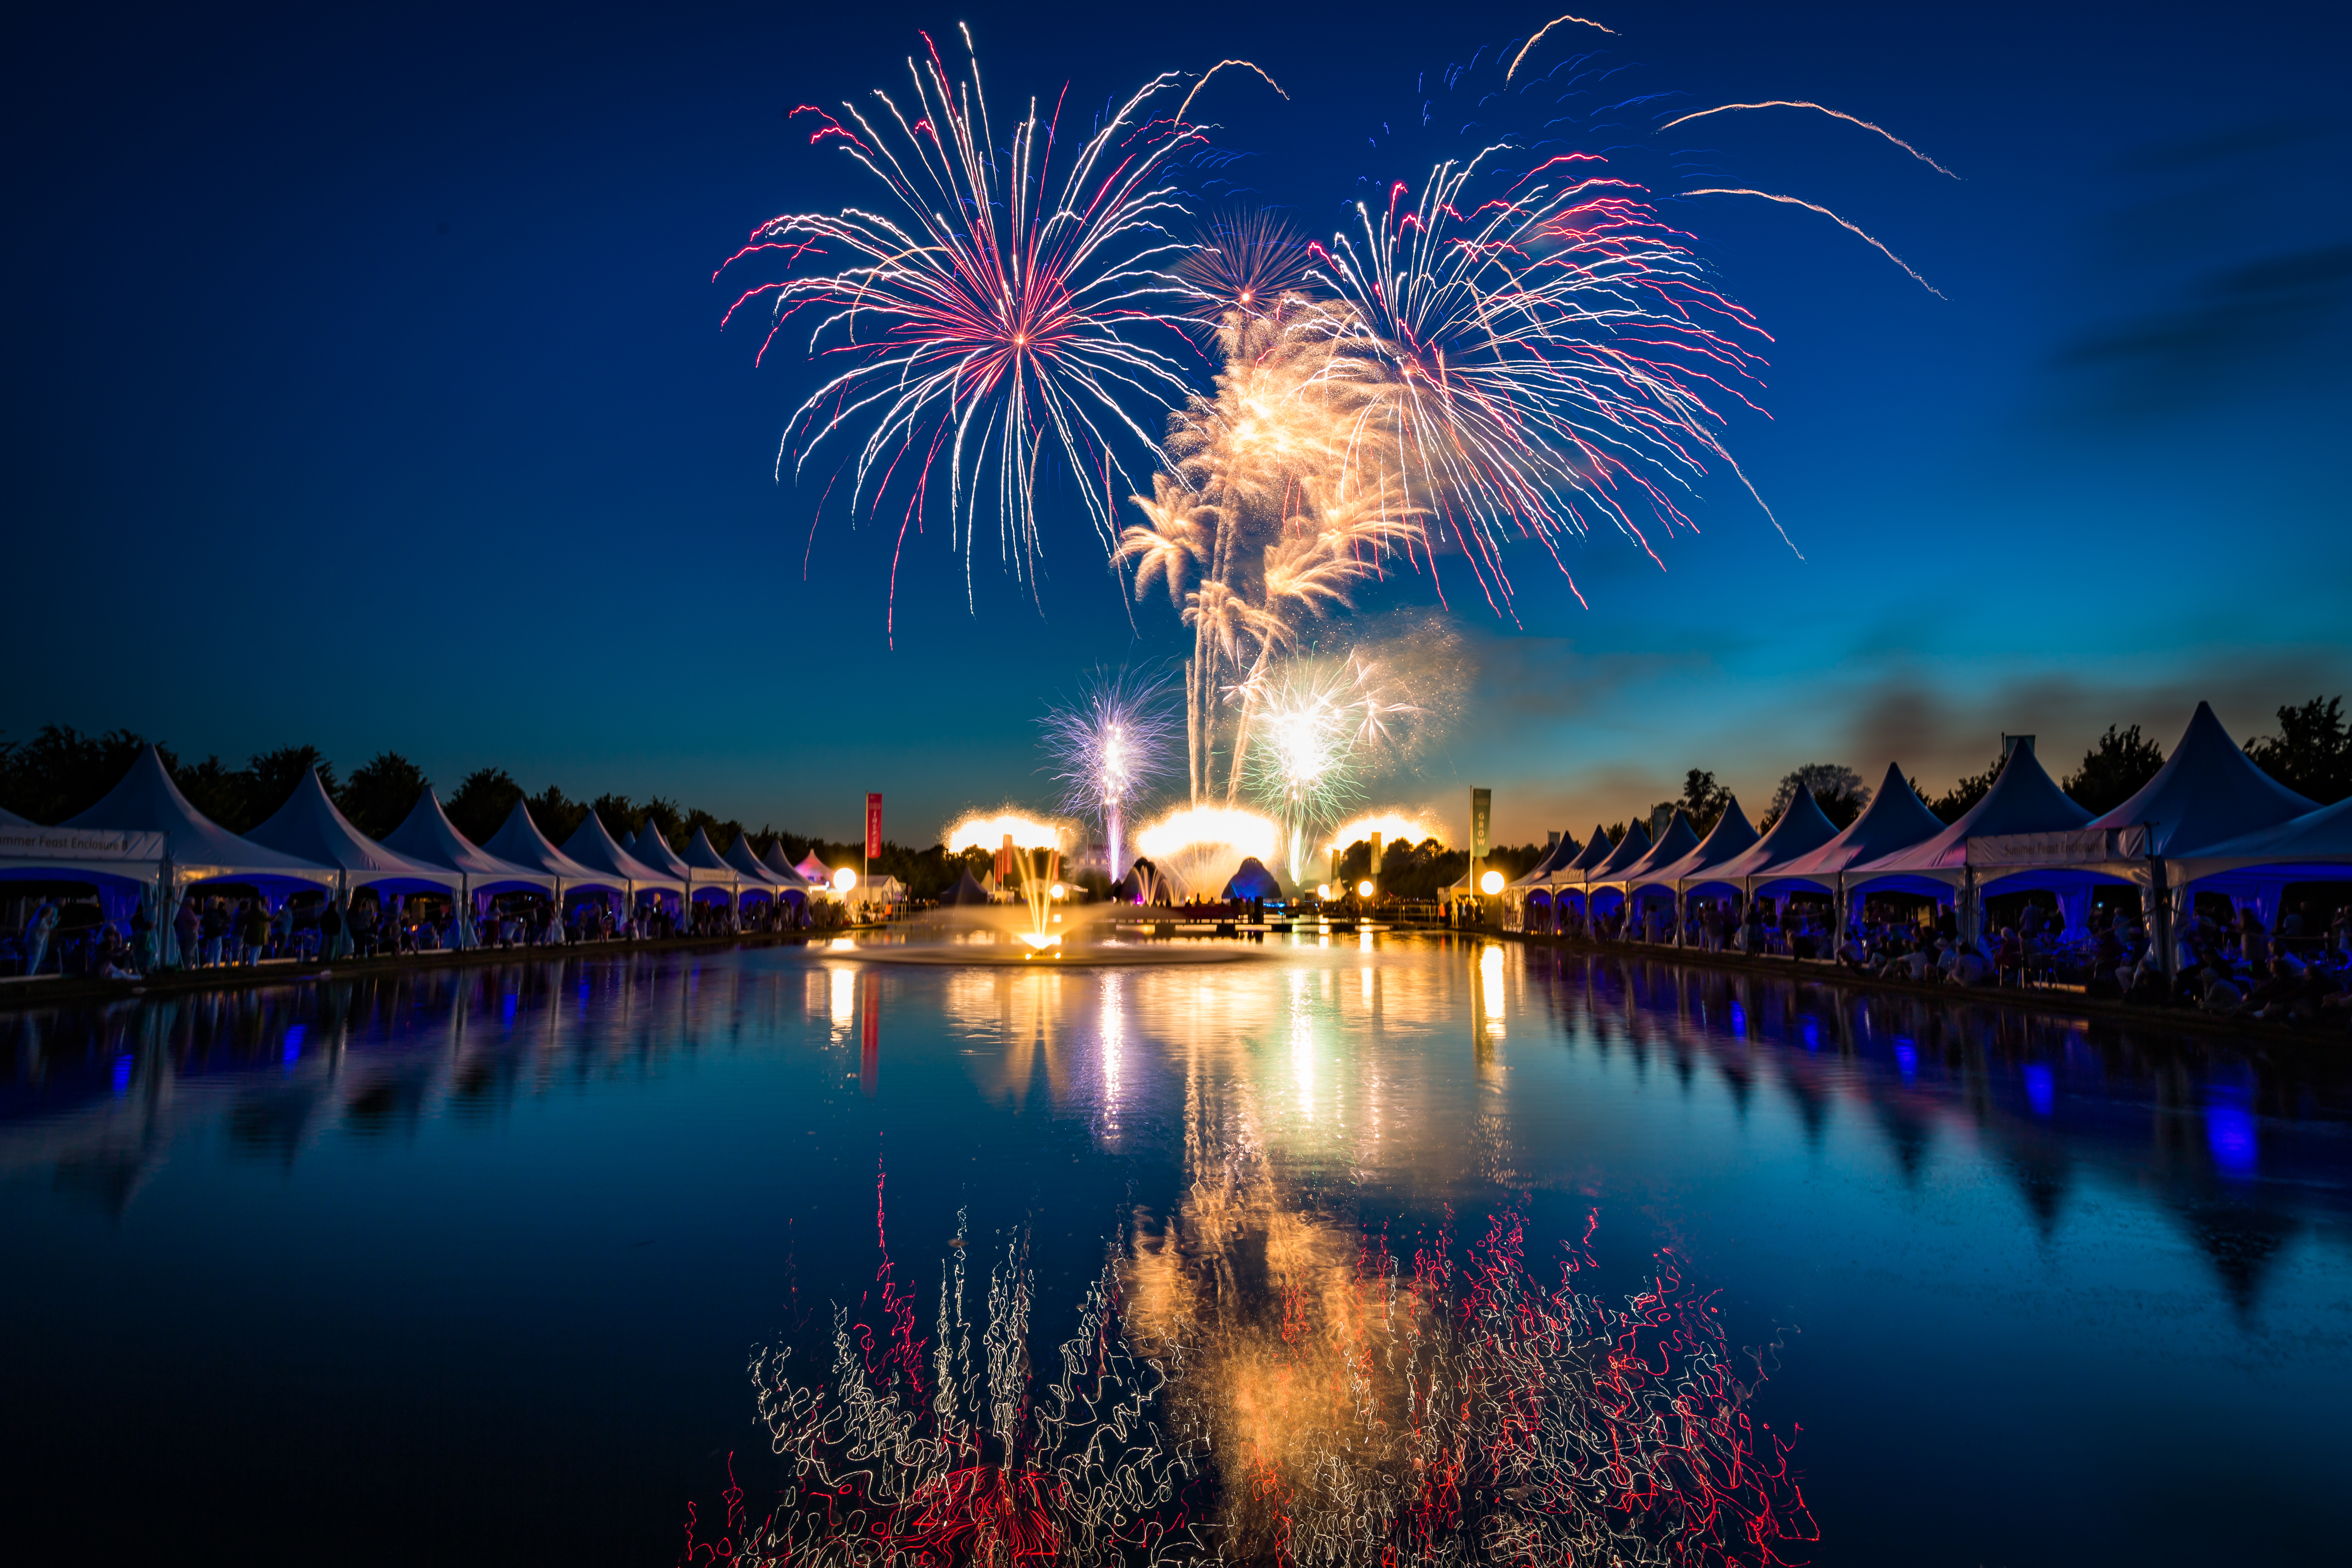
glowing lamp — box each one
[1479,869,1504,895]
[832,867,858,893]
[1316,883,1331,899]
[1356,879,1375,899]
[1049,883,1066,900]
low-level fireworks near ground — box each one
[3,5,2347,1567]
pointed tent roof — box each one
[1712,786,1842,884]
[793,851,832,883]
[245,769,456,886]
[63,745,332,883]
[760,840,817,888]
[1553,824,1619,882]
[1652,797,1761,887]
[1511,831,1584,887]
[724,831,791,888]
[1851,747,2093,880]
[562,811,677,889]
[1612,812,1702,890]
[628,824,693,879]
[0,802,31,828]
[1591,818,1653,878]
[940,869,994,905]
[1777,764,1946,880]
[480,802,604,883]
[380,789,553,887]
[2176,791,2352,882]
[682,826,742,882]
[2089,701,2316,857]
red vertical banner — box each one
[864,793,883,861]
[859,971,879,1097]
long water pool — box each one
[3,933,2347,1564]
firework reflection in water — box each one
[688,1211,1202,1567]
[689,1211,1811,1563]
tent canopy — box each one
[1510,831,1584,888]
[1613,812,1702,891]
[760,840,818,889]
[628,825,694,879]
[939,869,994,905]
[682,827,742,881]
[2090,700,2316,857]
[481,802,605,884]
[1590,819,1653,879]
[381,790,553,890]
[2173,791,2352,886]
[246,769,456,890]
[1711,786,1841,886]
[724,832,791,890]
[1554,824,1619,882]
[562,812,678,891]
[1654,796,1761,889]
[1774,764,1945,883]
[1849,746,2092,882]
[63,744,332,886]
[1224,857,1282,899]
[794,851,832,883]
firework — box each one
[719,29,1202,623]
[1038,667,1181,886]
[1235,650,1427,886]
[1132,804,1280,902]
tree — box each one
[1759,764,1870,831]
[1928,754,2006,824]
[174,755,245,830]
[2063,725,2165,815]
[1675,769,1734,836]
[591,792,642,840]
[0,725,171,823]
[445,767,523,844]
[2244,696,2350,804]
[523,784,590,845]
[339,752,429,840]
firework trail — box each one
[1660,101,1962,179]
[1039,666,1183,885]
[718,27,1203,625]
[1680,189,1945,297]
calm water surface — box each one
[3,933,2347,1565]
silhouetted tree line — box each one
[0,726,980,899]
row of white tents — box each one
[1498,702,2352,974]
[0,745,904,962]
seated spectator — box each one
[2197,967,2243,1013]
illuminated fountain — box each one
[868,809,1265,968]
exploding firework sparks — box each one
[1038,666,1183,883]
[1235,650,1428,886]
[719,28,1203,625]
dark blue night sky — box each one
[6,0,2345,845]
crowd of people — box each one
[2,885,857,980]
[1530,889,2352,1029]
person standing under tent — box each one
[238,899,268,965]
[21,900,59,977]
[199,898,228,967]
[173,894,199,966]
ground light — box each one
[832,867,858,893]
[1480,869,1504,894]
[1356,880,1374,899]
